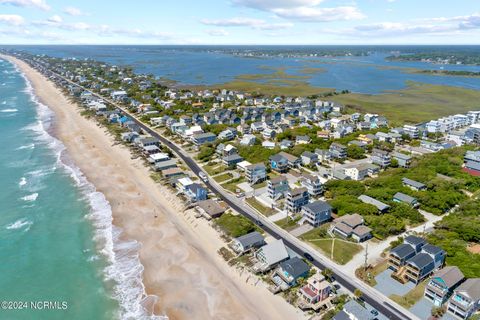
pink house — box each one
[298,273,332,308]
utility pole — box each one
[364,242,369,271]
[331,237,335,260]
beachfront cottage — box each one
[425,266,464,306]
[148,152,170,164]
[253,239,289,273]
[447,278,480,319]
[271,257,310,291]
[196,199,226,219]
[184,183,208,203]
[230,231,265,255]
[154,159,177,171]
[298,273,332,310]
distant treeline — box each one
[387,52,480,65]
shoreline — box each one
[1,56,304,319]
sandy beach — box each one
[2,55,304,320]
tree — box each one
[431,306,445,318]
[346,145,366,159]
[354,289,363,300]
[322,268,334,282]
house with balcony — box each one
[405,244,446,284]
[269,152,300,173]
[425,266,464,306]
[230,231,265,255]
[286,188,310,214]
[271,257,310,291]
[298,273,332,311]
[253,239,290,273]
[392,152,412,168]
[245,163,267,185]
[301,200,332,227]
[222,154,244,168]
[184,183,208,202]
[447,278,480,319]
[268,176,290,200]
[388,236,426,272]
[371,148,391,168]
[404,124,420,139]
[329,143,347,159]
[301,151,319,166]
[191,132,216,146]
[301,174,323,197]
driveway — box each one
[373,269,415,297]
[410,297,456,320]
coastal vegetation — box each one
[333,82,480,124]
[215,212,256,238]
[325,146,479,239]
[387,52,480,65]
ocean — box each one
[6,45,480,94]
[0,59,157,319]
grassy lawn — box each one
[275,216,301,231]
[245,197,276,216]
[301,226,362,265]
[355,260,389,286]
[332,82,480,124]
[389,280,428,308]
[213,172,233,183]
[221,177,246,193]
[214,213,256,238]
[203,163,227,176]
[253,180,267,189]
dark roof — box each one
[223,154,243,161]
[407,252,433,269]
[187,183,205,193]
[422,244,444,256]
[353,225,372,237]
[289,187,308,196]
[234,231,264,248]
[332,310,350,320]
[402,177,426,189]
[465,160,480,171]
[455,278,480,301]
[303,200,332,213]
[405,235,426,246]
[394,192,417,204]
[197,200,226,217]
[391,243,416,259]
[358,195,390,211]
[279,257,310,279]
[269,154,286,162]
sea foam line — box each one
[6,218,33,231]
[16,62,164,320]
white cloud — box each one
[201,17,265,27]
[0,14,24,26]
[206,29,229,36]
[47,15,62,23]
[200,17,293,30]
[63,6,84,16]
[273,6,365,22]
[231,0,363,22]
[0,0,49,11]
[232,0,324,10]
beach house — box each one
[271,257,310,291]
[230,231,265,255]
[286,188,310,214]
[298,273,332,311]
[357,195,390,212]
[301,201,332,227]
[253,239,290,272]
[267,176,290,200]
[245,163,267,185]
[300,174,323,197]
[425,266,464,306]
[331,213,372,243]
[447,278,480,319]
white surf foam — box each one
[19,177,27,187]
[17,63,164,320]
[22,193,38,202]
[0,108,18,113]
[16,143,35,150]
[6,218,33,231]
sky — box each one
[0,0,479,45]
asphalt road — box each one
[30,59,416,320]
